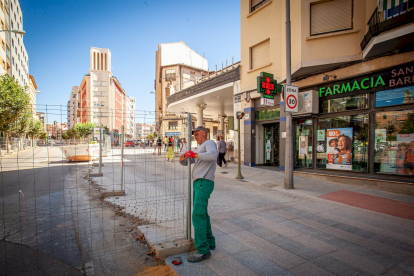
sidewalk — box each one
[165,163,414,275]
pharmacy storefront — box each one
[295,61,414,178]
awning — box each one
[378,0,407,11]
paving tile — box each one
[328,249,387,275]
[214,234,251,255]
[310,255,368,276]
[288,261,334,276]
[370,234,414,254]
[212,220,244,234]
[205,252,257,276]
[294,217,411,259]
[229,230,306,269]
[271,209,302,220]
[290,234,338,255]
[394,258,414,275]
[279,220,352,249]
[343,243,403,269]
[243,214,302,238]
[282,207,339,227]
[334,223,375,239]
[255,210,289,223]
[166,253,218,276]
[231,250,293,276]
[228,217,259,231]
[275,238,322,261]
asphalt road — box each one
[0,146,156,275]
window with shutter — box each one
[251,0,270,12]
[250,39,270,70]
[310,0,353,36]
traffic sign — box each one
[284,85,298,113]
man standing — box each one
[156,136,162,155]
[179,126,217,263]
[217,136,228,168]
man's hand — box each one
[179,154,186,163]
[184,151,198,159]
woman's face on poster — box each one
[410,141,414,149]
[338,136,347,151]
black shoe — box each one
[187,252,211,263]
[210,246,215,250]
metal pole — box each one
[236,118,244,179]
[121,125,124,190]
[186,113,192,242]
[284,0,294,189]
[99,128,102,174]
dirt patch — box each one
[136,264,177,276]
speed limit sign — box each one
[284,85,298,113]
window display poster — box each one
[299,136,308,155]
[317,130,325,141]
[326,128,353,170]
[375,129,386,143]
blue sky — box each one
[20,0,240,123]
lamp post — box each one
[236,111,244,179]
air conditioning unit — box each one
[294,90,319,116]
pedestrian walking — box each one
[181,138,187,153]
[217,136,228,168]
[167,136,174,162]
[179,126,217,263]
[164,136,168,151]
[156,136,162,155]
[176,137,182,152]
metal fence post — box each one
[99,128,102,174]
[186,113,192,242]
[121,125,124,190]
[236,117,244,179]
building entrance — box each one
[263,124,280,166]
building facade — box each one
[155,42,212,139]
[67,86,79,130]
[76,47,133,140]
[28,75,37,118]
[239,0,414,181]
[136,123,155,140]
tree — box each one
[72,122,95,138]
[0,74,30,152]
[399,113,414,134]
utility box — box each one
[228,116,234,130]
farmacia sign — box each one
[318,62,414,98]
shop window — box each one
[375,85,414,107]
[311,0,352,35]
[374,110,414,176]
[250,39,270,70]
[165,69,176,81]
[255,107,280,122]
[317,114,368,172]
[321,94,368,113]
[251,0,270,12]
[295,119,313,168]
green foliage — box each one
[27,119,44,138]
[72,122,96,137]
[399,113,414,134]
[0,74,30,133]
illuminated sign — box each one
[257,72,278,99]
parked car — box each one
[125,140,134,147]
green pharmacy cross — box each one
[257,72,281,99]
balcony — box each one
[361,3,414,59]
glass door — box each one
[264,124,280,165]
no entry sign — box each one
[284,85,298,113]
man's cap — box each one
[192,126,208,134]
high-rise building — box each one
[126,96,136,139]
[28,75,37,118]
[76,47,133,141]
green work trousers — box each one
[192,178,215,255]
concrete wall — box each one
[160,42,208,71]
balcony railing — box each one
[361,3,414,50]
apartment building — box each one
[155,42,211,139]
[0,0,28,86]
[28,75,37,118]
[239,0,414,182]
[136,123,155,139]
[67,86,79,130]
[77,47,133,140]
[36,112,46,131]
[125,96,136,139]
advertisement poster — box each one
[375,129,386,143]
[326,128,353,170]
[317,130,325,141]
[299,136,308,155]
